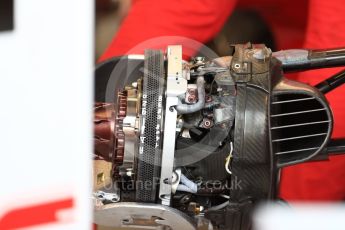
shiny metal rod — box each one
[273,47,345,72]
[315,69,345,94]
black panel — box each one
[136,50,164,202]
[0,0,14,32]
[230,44,275,203]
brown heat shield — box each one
[94,92,127,179]
[94,102,115,162]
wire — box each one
[219,194,230,199]
[208,78,216,96]
[225,142,233,175]
[207,194,231,211]
[208,201,230,211]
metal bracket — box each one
[159,45,187,205]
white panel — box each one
[0,0,93,229]
[254,203,345,230]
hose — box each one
[175,76,205,114]
[176,184,197,193]
[176,173,198,193]
[207,201,230,211]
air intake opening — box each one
[271,93,331,166]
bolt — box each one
[131,82,138,88]
[188,95,196,103]
[193,56,205,64]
